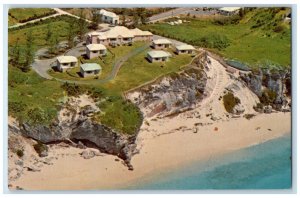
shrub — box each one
[16,149,24,158]
[273,25,285,33]
[33,141,48,156]
[244,114,255,120]
[259,88,277,105]
[61,82,85,97]
[223,92,240,113]
[197,34,230,50]
[8,101,26,116]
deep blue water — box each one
[128,134,292,190]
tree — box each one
[10,38,21,65]
[45,23,52,43]
[23,30,35,72]
[48,34,59,54]
[66,21,76,48]
[77,9,88,41]
[90,9,100,30]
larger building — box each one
[99,9,119,25]
[86,26,153,46]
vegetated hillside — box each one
[8,8,56,24]
[140,7,291,68]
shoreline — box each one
[10,112,291,190]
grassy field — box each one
[101,49,193,93]
[8,16,75,48]
[8,8,56,24]
[140,8,291,68]
[8,66,63,125]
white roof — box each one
[153,39,172,45]
[86,44,107,51]
[131,28,153,36]
[99,9,118,18]
[147,50,171,58]
[87,31,101,37]
[98,26,134,39]
[176,44,195,51]
[219,7,241,12]
[57,56,78,63]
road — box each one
[9,8,91,29]
[147,8,191,23]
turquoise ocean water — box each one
[127,134,292,190]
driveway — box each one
[148,8,191,23]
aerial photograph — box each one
[7,6,292,190]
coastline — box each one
[11,111,291,190]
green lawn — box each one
[140,8,291,68]
[101,49,193,93]
[8,8,56,23]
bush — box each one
[259,88,277,105]
[9,101,26,116]
[223,92,240,113]
[61,82,85,97]
[26,107,56,125]
[33,141,48,156]
[273,25,285,33]
[244,114,255,120]
[16,149,24,158]
[197,33,230,50]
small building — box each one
[152,39,172,49]
[99,9,119,25]
[56,56,78,72]
[86,44,107,59]
[175,44,195,54]
[218,7,241,16]
[86,31,101,45]
[147,50,171,63]
[80,63,102,78]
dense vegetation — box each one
[140,8,291,68]
[9,8,56,24]
[223,92,241,113]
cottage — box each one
[86,44,107,59]
[86,32,101,44]
[175,44,195,54]
[99,9,119,25]
[152,39,172,49]
[80,63,102,78]
[56,56,78,72]
[218,7,241,16]
[147,50,171,63]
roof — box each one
[147,50,171,58]
[86,44,107,51]
[81,63,102,72]
[219,7,241,12]
[153,39,172,45]
[99,9,118,18]
[57,56,78,63]
[131,28,153,36]
[87,31,101,37]
[175,44,195,51]
[98,26,134,39]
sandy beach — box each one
[11,111,291,190]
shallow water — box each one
[128,134,292,190]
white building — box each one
[151,39,172,49]
[56,56,78,72]
[99,9,119,25]
[218,7,241,16]
[175,44,195,54]
[86,26,153,46]
[147,50,171,63]
[86,44,107,59]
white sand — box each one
[11,112,291,190]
